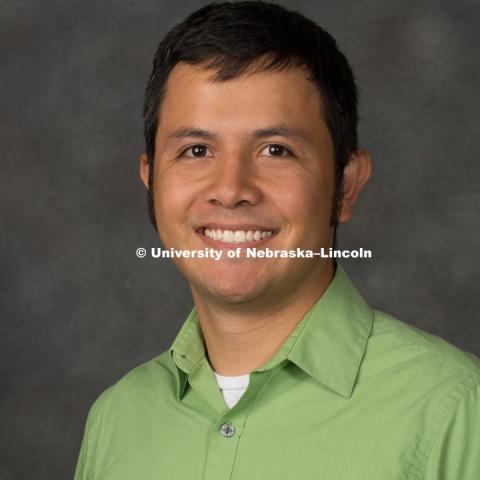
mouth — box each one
[195,224,278,247]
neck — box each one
[191,260,335,376]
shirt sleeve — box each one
[74,403,98,480]
[424,380,480,480]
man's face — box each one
[143,62,337,306]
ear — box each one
[338,149,371,224]
[139,153,150,190]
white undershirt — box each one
[213,371,250,408]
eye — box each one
[180,144,213,158]
[260,144,294,157]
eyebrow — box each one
[165,124,311,145]
[167,128,218,141]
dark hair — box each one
[143,1,359,231]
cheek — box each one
[272,171,332,224]
[153,172,194,225]
[280,172,334,250]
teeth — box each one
[234,231,245,242]
[223,230,234,242]
[203,228,274,244]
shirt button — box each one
[220,422,235,438]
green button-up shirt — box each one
[74,264,480,479]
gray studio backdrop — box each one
[2,0,479,478]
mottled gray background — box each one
[1,0,479,478]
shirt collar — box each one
[169,263,373,400]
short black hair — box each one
[143,1,359,230]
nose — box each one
[205,153,262,208]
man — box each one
[74,2,480,479]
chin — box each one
[195,273,267,305]
[213,288,262,304]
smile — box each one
[196,225,278,245]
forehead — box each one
[157,62,326,133]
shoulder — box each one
[365,312,480,479]
[88,350,176,421]
[370,309,480,375]
[362,309,480,405]
[76,351,178,477]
